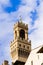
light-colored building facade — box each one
[25,45,43,65]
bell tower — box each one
[10,20,31,65]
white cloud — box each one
[21,0,37,9]
[0,0,11,6]
[29,0,43,48]
[0,21,14,39]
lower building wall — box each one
[25,53,43,65]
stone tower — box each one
[10,20,31,65]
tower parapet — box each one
[14,21,28,30]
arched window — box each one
[19,29,25,40]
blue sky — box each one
[0,0,43,65]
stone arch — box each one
[19,29,25,40]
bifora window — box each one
[19,29,25,40]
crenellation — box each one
[14,21,28,30]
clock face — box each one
[19,29,25,40]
